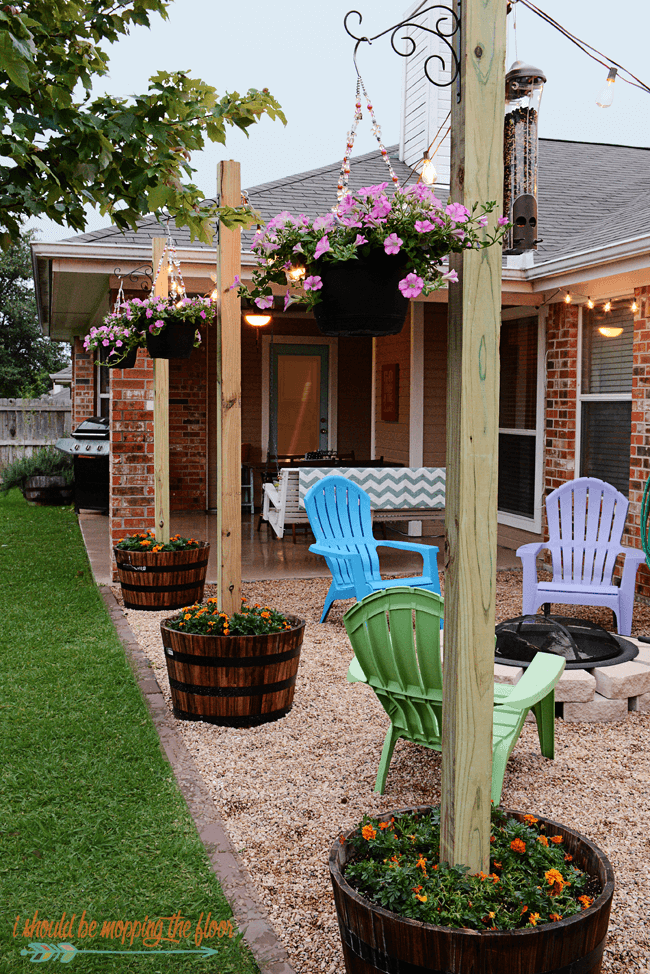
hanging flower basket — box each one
[145,318,199,359]
[312,250,408,337]
[98,344,139,369]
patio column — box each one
[441,0,506,873]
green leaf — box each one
[0,33,31,91]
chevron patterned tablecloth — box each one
[297,467,446,510]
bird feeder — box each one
[503,61,546,253]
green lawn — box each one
[0,491,259,974]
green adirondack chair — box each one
[343,587,566,804]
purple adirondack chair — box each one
[516,477,645,636]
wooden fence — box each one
[0,398,71,469]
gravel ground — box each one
[118,572,650,974]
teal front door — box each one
[270,344,330,456]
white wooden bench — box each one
[261,467,446,541]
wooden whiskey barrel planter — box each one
[330,806,615,974]
[114,543,210,611]
[160,614,305,727]
[22,476,74,506]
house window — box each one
[97,365,110,419]
[498,315,540,522]
[579,302,633,496]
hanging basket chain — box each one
[151,232,187,301]
[113,277,125,313]
[334,71,400,212]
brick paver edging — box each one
[99,586,296,974]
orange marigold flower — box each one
[415,856,427,871]
[379,822,391,830]
[564,854,573,862]
[184,613,191,620]
[550,836,563,844]
[545,869,565,888]
[549,913,562,922]
[476,871,489,881]
[414,893,427,903]
[520,905,528,914]
[578,896,593,910]
[362,825,376,841]
[489,873,500,884]
[261,611,271,619]
[493,862,502,870]
[339,835,346,845]
[140,539,152,546]
[490,835,496,843]
[537,835,549,847]
[523,815,538,825]
[510,838,526,854]
[529,913,541,927]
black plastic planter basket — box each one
[145,320,197,359]
[312,251,409,337]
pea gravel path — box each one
[117,573,650,974]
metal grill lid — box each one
[72,416,109,439]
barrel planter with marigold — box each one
[160,601,306,727]
[330,805,614,974]
[114,531,209,611]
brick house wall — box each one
[71,338,96,427]
[626,285,650,598]
[543,301,578,496]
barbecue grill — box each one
[495,613,638,670]
[56,416,109,513]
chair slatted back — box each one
[305,476,381,586]
[343,588,444,745]
[547,477,627,586]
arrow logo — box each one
[20,942,220,963]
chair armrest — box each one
[494,652,565,711]
[371,540,439,577]
[621,547,646,566]
[516,541,546,561]
[263,481,280,507]
[308,544,371,598]
[346,655,368,684]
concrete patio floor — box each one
[79,510,523,585]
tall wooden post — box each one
[215,160,242,615]
[440,0,506,872]
[152,236,170,544]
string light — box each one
[631,300,639,313]
[287,256,307,283]
[603,301,612,313]
[564,292,572,304]
[420,150,438,187]
[596,67,617,108]
[587,298,594,309]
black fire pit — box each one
[495,613,638,670]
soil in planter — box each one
[160,615,306,727]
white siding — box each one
[399,2,452,186]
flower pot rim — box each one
[160,613,306,635]
[330,804,615,938]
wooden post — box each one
[440,0,506,873]
[215,160,242,615]
[152,236,170,544]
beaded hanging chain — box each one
[334,74,400,212]
[113,278,125,312]
[151,233,187,301]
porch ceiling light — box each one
[244,312,272,327]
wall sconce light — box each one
[598,325,623,337]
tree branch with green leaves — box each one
[0,0,286,248]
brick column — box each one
[71,338,96,428]
[626,286,650,598]
[544,301,579,496]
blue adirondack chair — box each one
[304,475,441,623]
[343,587,565,803]
[517,476,645,636]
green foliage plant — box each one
[114,529,200,552]
[165,600,294,637]
[343,806,597,931]
[0,445,73,494]
[0,0,286,248]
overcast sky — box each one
[29,0,649,241]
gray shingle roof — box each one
[61,139,650,266]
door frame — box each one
[261,335,338,460]
[497,305,545,534]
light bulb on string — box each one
[420,151,438,187]
[596,67,617,108]
[287,256,307,283]
[631,300,639,313]
[564,292,572,304]
[587,298,594,310]
[603,301,612,312]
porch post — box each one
[152,236,170,544]
[215,160,242,615]
[440,0,506,872]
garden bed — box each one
[120,573,650,974]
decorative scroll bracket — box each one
[112,264,153,291]
[344,3,461,100]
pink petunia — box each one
[314,236,330,260]
[414,220,436,233]
[354,234,368,246]
[384,233,403,255]
[398,273,424,299]
[498,216,509,226]
[442,269,459,284]
[228,275,241,290]
[284,290,293,311]
[445,202,470,223]
[303,275,323,292]
[254,294,274,310]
